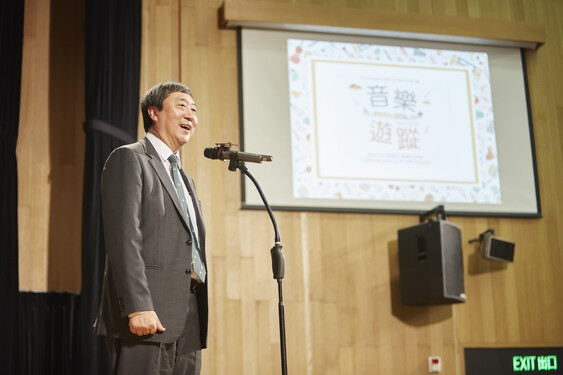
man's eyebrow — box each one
[176,97,197,108]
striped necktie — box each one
[168,154,206,283]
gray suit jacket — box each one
[94,137,208,348]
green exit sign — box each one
[514,355,558,371]
[466,347,563,375]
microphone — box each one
[204,143,273,164]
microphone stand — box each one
[227,158,288,375]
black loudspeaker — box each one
[398,219,466,305]
[480,233,515,262]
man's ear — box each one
[147,106,159,122]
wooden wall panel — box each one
[159,1,561,374]
[220,0,545,48]
[140,0,181,99]
[46,0,85,291]
[18,0,85,292]
[18,0,52,291]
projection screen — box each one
[238,28,540,217]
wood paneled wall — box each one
[18,0,84,291]
[18,0,52,291]
[17,0,563,374]
[149,1,563,374]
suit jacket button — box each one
[185,268,191,275]
[186,239,192,246]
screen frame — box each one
[236,27,542,218]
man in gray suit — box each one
[94,81,208,375]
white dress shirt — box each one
[146,132,200,243]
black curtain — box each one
[19,292,80,375]
[79,0,141,374]
[0,1,24,374]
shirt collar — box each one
[146,132,180,163]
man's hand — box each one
[128,311,166,336]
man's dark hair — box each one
[140,81,192,132]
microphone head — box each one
[203,147,220,160]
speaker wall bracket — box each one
[419,205,446,223]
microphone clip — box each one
[213,142,238,158]
[214,142,244,172]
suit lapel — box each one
[141,137,191,229]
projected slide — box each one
[287,39,502,204]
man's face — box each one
[149,91,198,152]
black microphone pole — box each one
[225,157,288,375]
